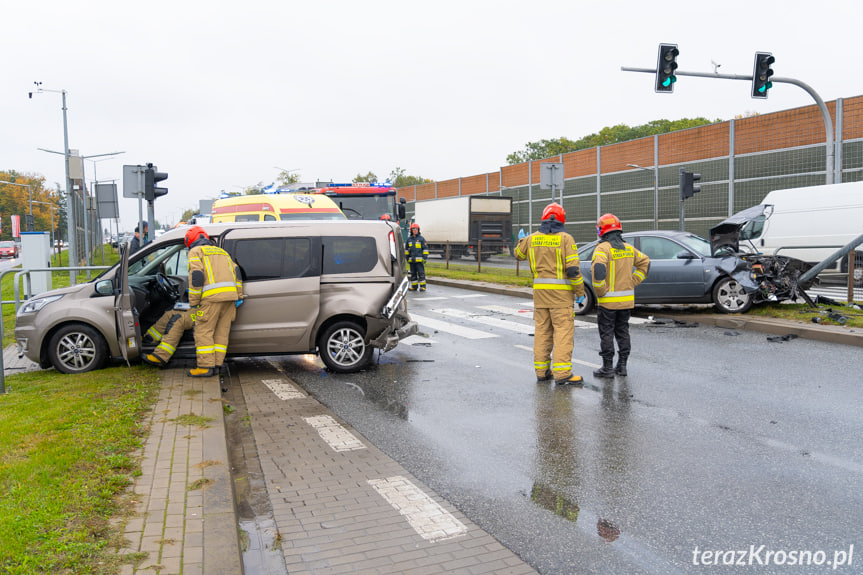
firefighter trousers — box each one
[596,307,631,360]
[192,300,236,368]
[533,306,575,380]
[150,310,195,364]
[409,261,426,290]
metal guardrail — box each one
[0,265,111,394]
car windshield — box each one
[676,233,713,257]
[0,241,14,247]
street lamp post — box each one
[30,83,75,283]
[627,164,659,230]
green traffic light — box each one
[662,76,677,87]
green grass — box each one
[0,366,161,574]
[425,261,533,288]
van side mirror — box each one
[95,280,114,296]
[398,203,406,220]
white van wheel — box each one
[48,323,108,374]
[319,321,373,373]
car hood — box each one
[709,204,772,255]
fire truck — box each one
[315,182,408,238]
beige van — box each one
[15,220,416,374]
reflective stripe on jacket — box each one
[515,230,585,308]
[405,234,429,263]
[591,241,650,310]
[188,244,243,306]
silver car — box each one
[573,230,813,315]
[16,221,417,374]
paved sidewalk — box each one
[234,360,538,575]
[117,366,241,575]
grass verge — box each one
[0,365,161,574]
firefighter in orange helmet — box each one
[405,222,429,291]
[184,226,244,377]
[514,203,586,386]
[590,213,649,378]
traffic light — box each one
[25,214,35,232]
[144,164,168,202]
[655,43,679,93]
[680,169,702,200]
[752,52,775,99]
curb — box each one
[426,277,863,348]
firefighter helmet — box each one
[541,203,566,224]
[184,225,209,248]
[410,223,420,232]
[380,214,392,221]
[596,213,622,237]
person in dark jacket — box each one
[129,221,148,254]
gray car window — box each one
[639,237,681,260]
[228,237,312,281]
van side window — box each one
[322,236,377,274]
[228,238,312,280]
[235,214,259,222]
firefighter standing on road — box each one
[185,226,244,377]
[515,203,586,386]
[406,223,429,291]
[590,213,650,378]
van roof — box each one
[762,182,863,207]
[158,219,399,243]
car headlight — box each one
[18,294,64,315]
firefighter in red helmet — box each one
[590,213,650,378]
[514,203,586,386]
[405,222,429,291]
[184,226,244,377]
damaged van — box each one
[15,220,417,374]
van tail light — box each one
[388,230,397,261]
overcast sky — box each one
[2,0,860,231]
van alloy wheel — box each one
[319,321,373,373]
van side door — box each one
[221,233,321,353]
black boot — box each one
[593,357,615,379]
[615,356,628,377]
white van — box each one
[710,182,863,278]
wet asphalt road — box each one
[253,284,862,574]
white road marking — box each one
[452,294,487,298]
[262,379,306,400]
[303,415,366,452]
[413,296,447,301]
[431,307,534,334]
[368,476,468,542]
[409,313,498,339]
[478,304,535,320]
[514,345,601,369]
[400,334,438,345]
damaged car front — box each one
[710,214,818,307]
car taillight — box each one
[388,230,397,261]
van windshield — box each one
[740,216,766,240]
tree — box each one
[276,170,301,185]
[353,172,378,184]
[505,117,721,164]
[0,171,60,240]
[389,167,432,187]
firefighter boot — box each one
[555,374,584,387]
[188,367,218,378]
[615,356,628,377]
[593,358,616,379]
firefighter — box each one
[142,307,195,367]
[405,222,429,291]
[184,226,244,377]
[514,203,586,386]
[590,213,650,378]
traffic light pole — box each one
[621,67,835,185]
